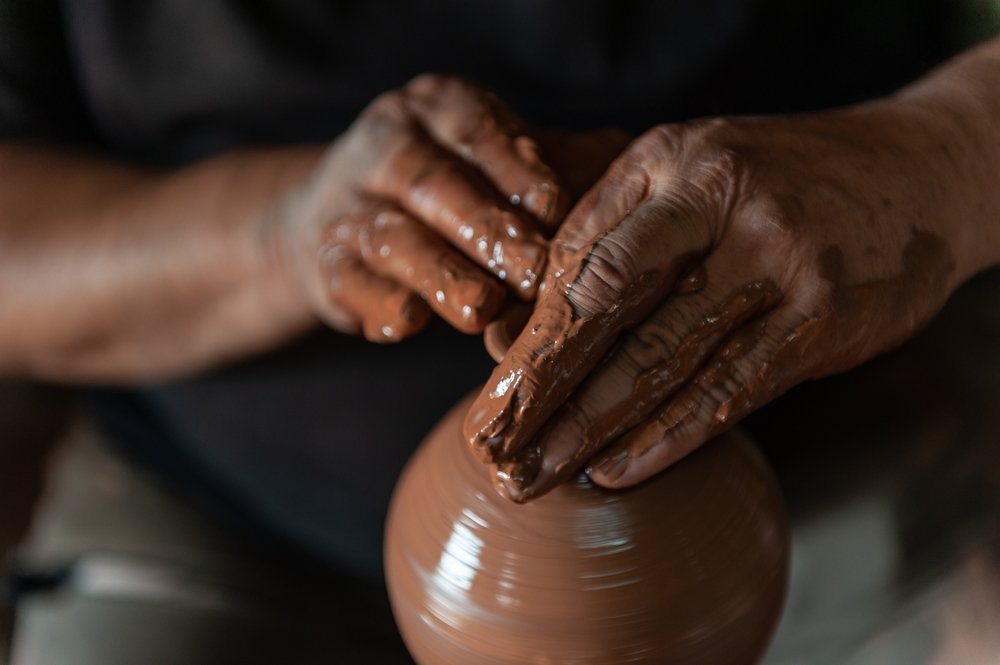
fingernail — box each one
[399,294,427,324]
[588,449,631,483]
[510,240,546,299]
[523,183,555,221]
[493,470,529,503]
[492,444,542,502]
[364,295,423,342]
[449,279,504,331]
[525,180,571,228]
[463,398,514,463]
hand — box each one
[464,102,978,502]
[270,75,569,342]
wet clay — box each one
[466,222,957,499]
[483,302,534,363]
[319,250,431,342]
[462,191,708,484]
[372,120,550,300]
[354,206,505,332]
[385,393,790,665]
[592,228,958,484]
[492,280,782,501]
[402,73,570,228]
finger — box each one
[404,74,568,226]
[338,201,505,332]
[483,301,534,363]
[463,182,715,467]
[366,122,548,299]
[319,247,431,342]
[587,306,807,488]
[492,277,782,502]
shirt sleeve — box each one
[0,0,91,140]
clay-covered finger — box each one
[320,249,431,342]
[463,188,715,468]
[366,127,547,299]
[345,203,505,333]
[404,74,568,226]
[587,307,807,488]
[492,278,781,502]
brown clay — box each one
[385,392,790,665]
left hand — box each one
[464,101,981,502]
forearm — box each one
[0,143,324,383]
[886,34,1000,278]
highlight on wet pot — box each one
[384,392,791,665]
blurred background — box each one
[2,1,1000,663]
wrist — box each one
[219,145,326,337]
[247,185,322,340]
[882,42,1000,279]
[857,93,1000,285]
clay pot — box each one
[384,393,790,665]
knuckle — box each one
[564,235,639,318]
[363,89,409,121]
[405,72,447,95]
[733,194,798,253]
[786,270,837,323]
[629,121,754,245]
[696,145,748,197]
[406,74,483,106]
[357,207,405,258]
[624,314,688,367]
[692,362,745,427]
[591,153,654,210]
[636,123,687,156]
[615,124,685,175]
[630,119,741,166]
[684,153,749,228]
[748,210,832,300]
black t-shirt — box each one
[3,0,959,153]
[0,0,962,575]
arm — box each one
[0,144,322,382]
[465,35,1000,502]
[890,34,1000,274]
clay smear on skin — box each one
[354,208,505,331]
[617,227,956,468]
[497,280,781,501]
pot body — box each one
[385,393,789,665]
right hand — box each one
[268,74,569,342]
[465,104,978,502]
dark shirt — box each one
[0,0,959,576]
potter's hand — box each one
[465,101,989,502]
[272,75,567,342]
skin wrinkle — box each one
[594,227,956,487]
[466,232,697,467]
[566,230,643,321]
[465,52,1000,500]
[464,130,735,486]
[497,280,782,501]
